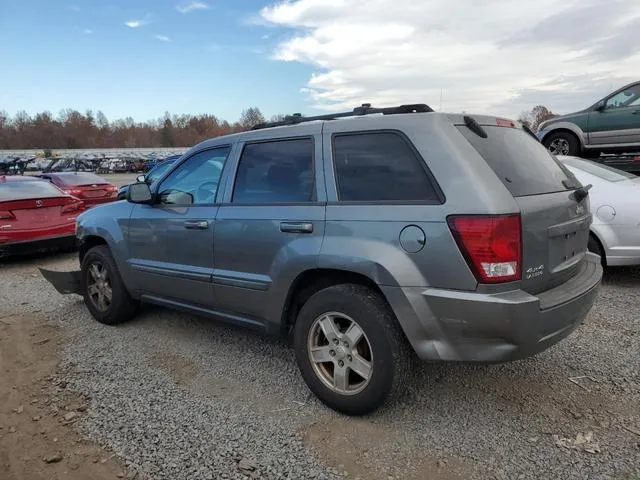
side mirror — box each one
[595,100,606,112]
[127,182,153,204]
[136,174,146,183]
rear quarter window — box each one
[332,131,443,203]
[457,125,581,197]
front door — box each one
[127,146,232,308]
[213,132,325,329]
[589,82,640,146]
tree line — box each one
[0,107,281,150]
[0,103,556,150]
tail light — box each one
[447,214,522,283]
[61,201,85,214]
[64,188,83,196]
[0,210,15,220]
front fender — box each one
[76,202,135,291]
[539,121,587,147]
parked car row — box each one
[0,172,118,257]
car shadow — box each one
[601,265,640,286]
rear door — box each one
[212,133,325,327]
[457,121,590,294]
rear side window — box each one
[457,125,580,197]
[332,132,442,202]
[232,138,314,204]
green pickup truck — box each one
[536,81,640,159]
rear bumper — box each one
[0,235,77,257]
[383,253,603,362]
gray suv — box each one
[41,104,603,415]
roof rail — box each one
[251,103,434,130]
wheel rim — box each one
[549,138,570,155]
[307,312,373,396]
[87,261,112,313]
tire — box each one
[588,234,606,267]
[81,245,138,325]
[293,284,412,416]
[543,131,580,156]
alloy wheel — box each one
[548,138,570,155]
[307,312,373,395]
[87,261,112,313]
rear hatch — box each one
[456,117,590,295]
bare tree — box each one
[239,107,266,129]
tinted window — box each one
[232,138,314,203]
[158,147,230,205]
[0,180,64,201]
[457,125,581,197]
[332,132,441,202]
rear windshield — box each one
[53,173,107,185]
[457,125,581,196]
[0,180,64,201]
[560,157,636,182]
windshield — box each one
[457,124,581,197]
[0,180,64,201]
[560,157,637,182]
[147,161,176,184]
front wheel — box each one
[81,245,138,325]
[293,284,412,415]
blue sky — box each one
[2,0,639,123]
[1,0,313,123]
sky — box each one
[1,0,639,124]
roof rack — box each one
[251,103,434,130]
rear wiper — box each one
[571,184,592,203]
[463,115,488,138]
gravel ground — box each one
[1,252,639,480]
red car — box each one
[39,172,118,207]
[0,176,85,257]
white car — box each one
[557,155,640,266]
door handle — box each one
[183,220,209,230]
[280,222,313,234]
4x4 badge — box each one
[575,204,585,216]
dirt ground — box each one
[0,311,133,480]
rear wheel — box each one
[81,245,138,325]
[293,284,412,415]
[588,233,606,267]
[544,131,580,156]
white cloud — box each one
[176,1,211,14]
[125,15,152,28]
[84,29,93,34]
[155,34,171,42]
[260,0,640,117]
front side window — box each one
[157,147,230,205]
[232,138,314,204]
[332,132,441,202]
[605,84,640,109]
[146,160,176,184]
